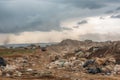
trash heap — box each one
[0,39,120,79]
[46,39,120,76]
[0,56,53,79]
[0,48,119,78]
[47,53,120,75]
[83,57,116,75]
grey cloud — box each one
[111,14,120,18]
[80,33,120,41]
[0,0,63,33]
[99,17,105,20]
[116,7,120,11]
[103,0,120,3]
[0,0,120,34]
[52,0,120,9]
[105,6,120,14]
[73,26,79,28]
[77,20,87,25]
[73,20,88,28]
[105,10,114,14]
[61,27,73,30]
[80,33,102,41]
[52,0,106,9]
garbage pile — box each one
[83,57,116,75]
[0,56,53,79]
[46,39,120,76]
[47,53,120,75]
[0,39,120,79]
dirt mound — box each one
[47,39,120,64]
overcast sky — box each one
[0,0,120,44]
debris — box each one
[41,47,47,51]
[114,65,120,75]
[0,70,2,76]
[0,57,6,67]
[83,59,95,68]
[4,65,17,72]
[87,67,102,74]
[13,71,22,77]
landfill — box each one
[0,39,120,80]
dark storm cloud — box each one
[77,20,88,25]
[51,0,106,9]
[0,0,63,33]
[51,0,120,9]
[0,0,119,33]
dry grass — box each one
[0,48,35,57]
